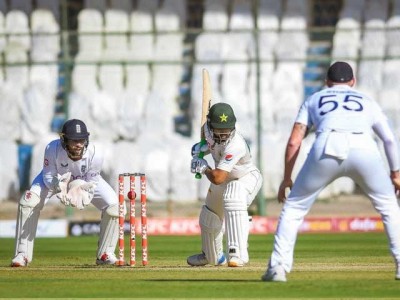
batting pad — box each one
[97,204,119,257]
[223,181,250,263]
[224,210,249,263]
[199,205,224,265]
[15,191,41,262]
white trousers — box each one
[15,172,117,259]
[270,144,400,272]
[205,169,262,219]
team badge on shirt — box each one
[44,159,49,166]
[225,154,233,161]
[81,165,86,173]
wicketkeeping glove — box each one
[190,158,209,174]
[54,172,72,206]
[191,142,209,158]
[67,179,96,210]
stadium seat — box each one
[137,0,159,12]
[71,64,99,97]
[221,63,249,95]
[20,83,54,144]
[143,147,170,202]
[357,60,383,98]
[5,10,30,52]
[230,0,254,30]
[0,139,19,201]
[156,0,186,30]
[30,9,60,62]
[382,59,400,90]
[125,64,151,97]
[360,0,387,59]
[84,0,106,12]
[331,0,363,61]
[89,91,119,141]
[142,91,175,138]
[168,134,198,203]
[118,90,144,141]
[109,0,133,12]
[10,0,32,15]
[151,65,182,108]
[275,18,308,62]
[36,0,60,21]
[76,9,103,62]
[379,89,400,133]
[68,92,94,130]
[0,11,6,53]
[203,0,229,30]
[0,83,23,141]
[261,132,285,197]
[5,49,29,89]
[98,64,124,96]
[272,62,304,98]
[257,0,281,30]
[0,0,7,14]
[129,9,154,61]
[30,64,58,97]
[103,9,129,61]
[110,140,143,191]
[386,15,400,58]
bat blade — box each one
[195,68,212,179]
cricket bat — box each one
[195,68,212,179]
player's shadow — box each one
[147,279,260,282]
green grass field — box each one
[0,233,399,299]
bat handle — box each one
[195,139,206,179]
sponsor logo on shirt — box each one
[225,154,233,161]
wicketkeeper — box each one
[188,102,263,267]
[11,119,120,267]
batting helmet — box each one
[207,103,236,130]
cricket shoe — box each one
[396,264,400,280]
[228,256,245,267]
[227,248,245,267]
[96,253,118,265]
[261,264,287,282]
[187,252,226,266]
[11,253,28,267]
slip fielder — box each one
[262,61,400,282]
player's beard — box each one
[66,145,84,160]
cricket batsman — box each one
[188,102,263,267]
[11,119,120,266]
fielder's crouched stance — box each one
[188,103,263,267]
[11,119,120,267]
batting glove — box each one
[191,158,209,174]
[191,142,209,158]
